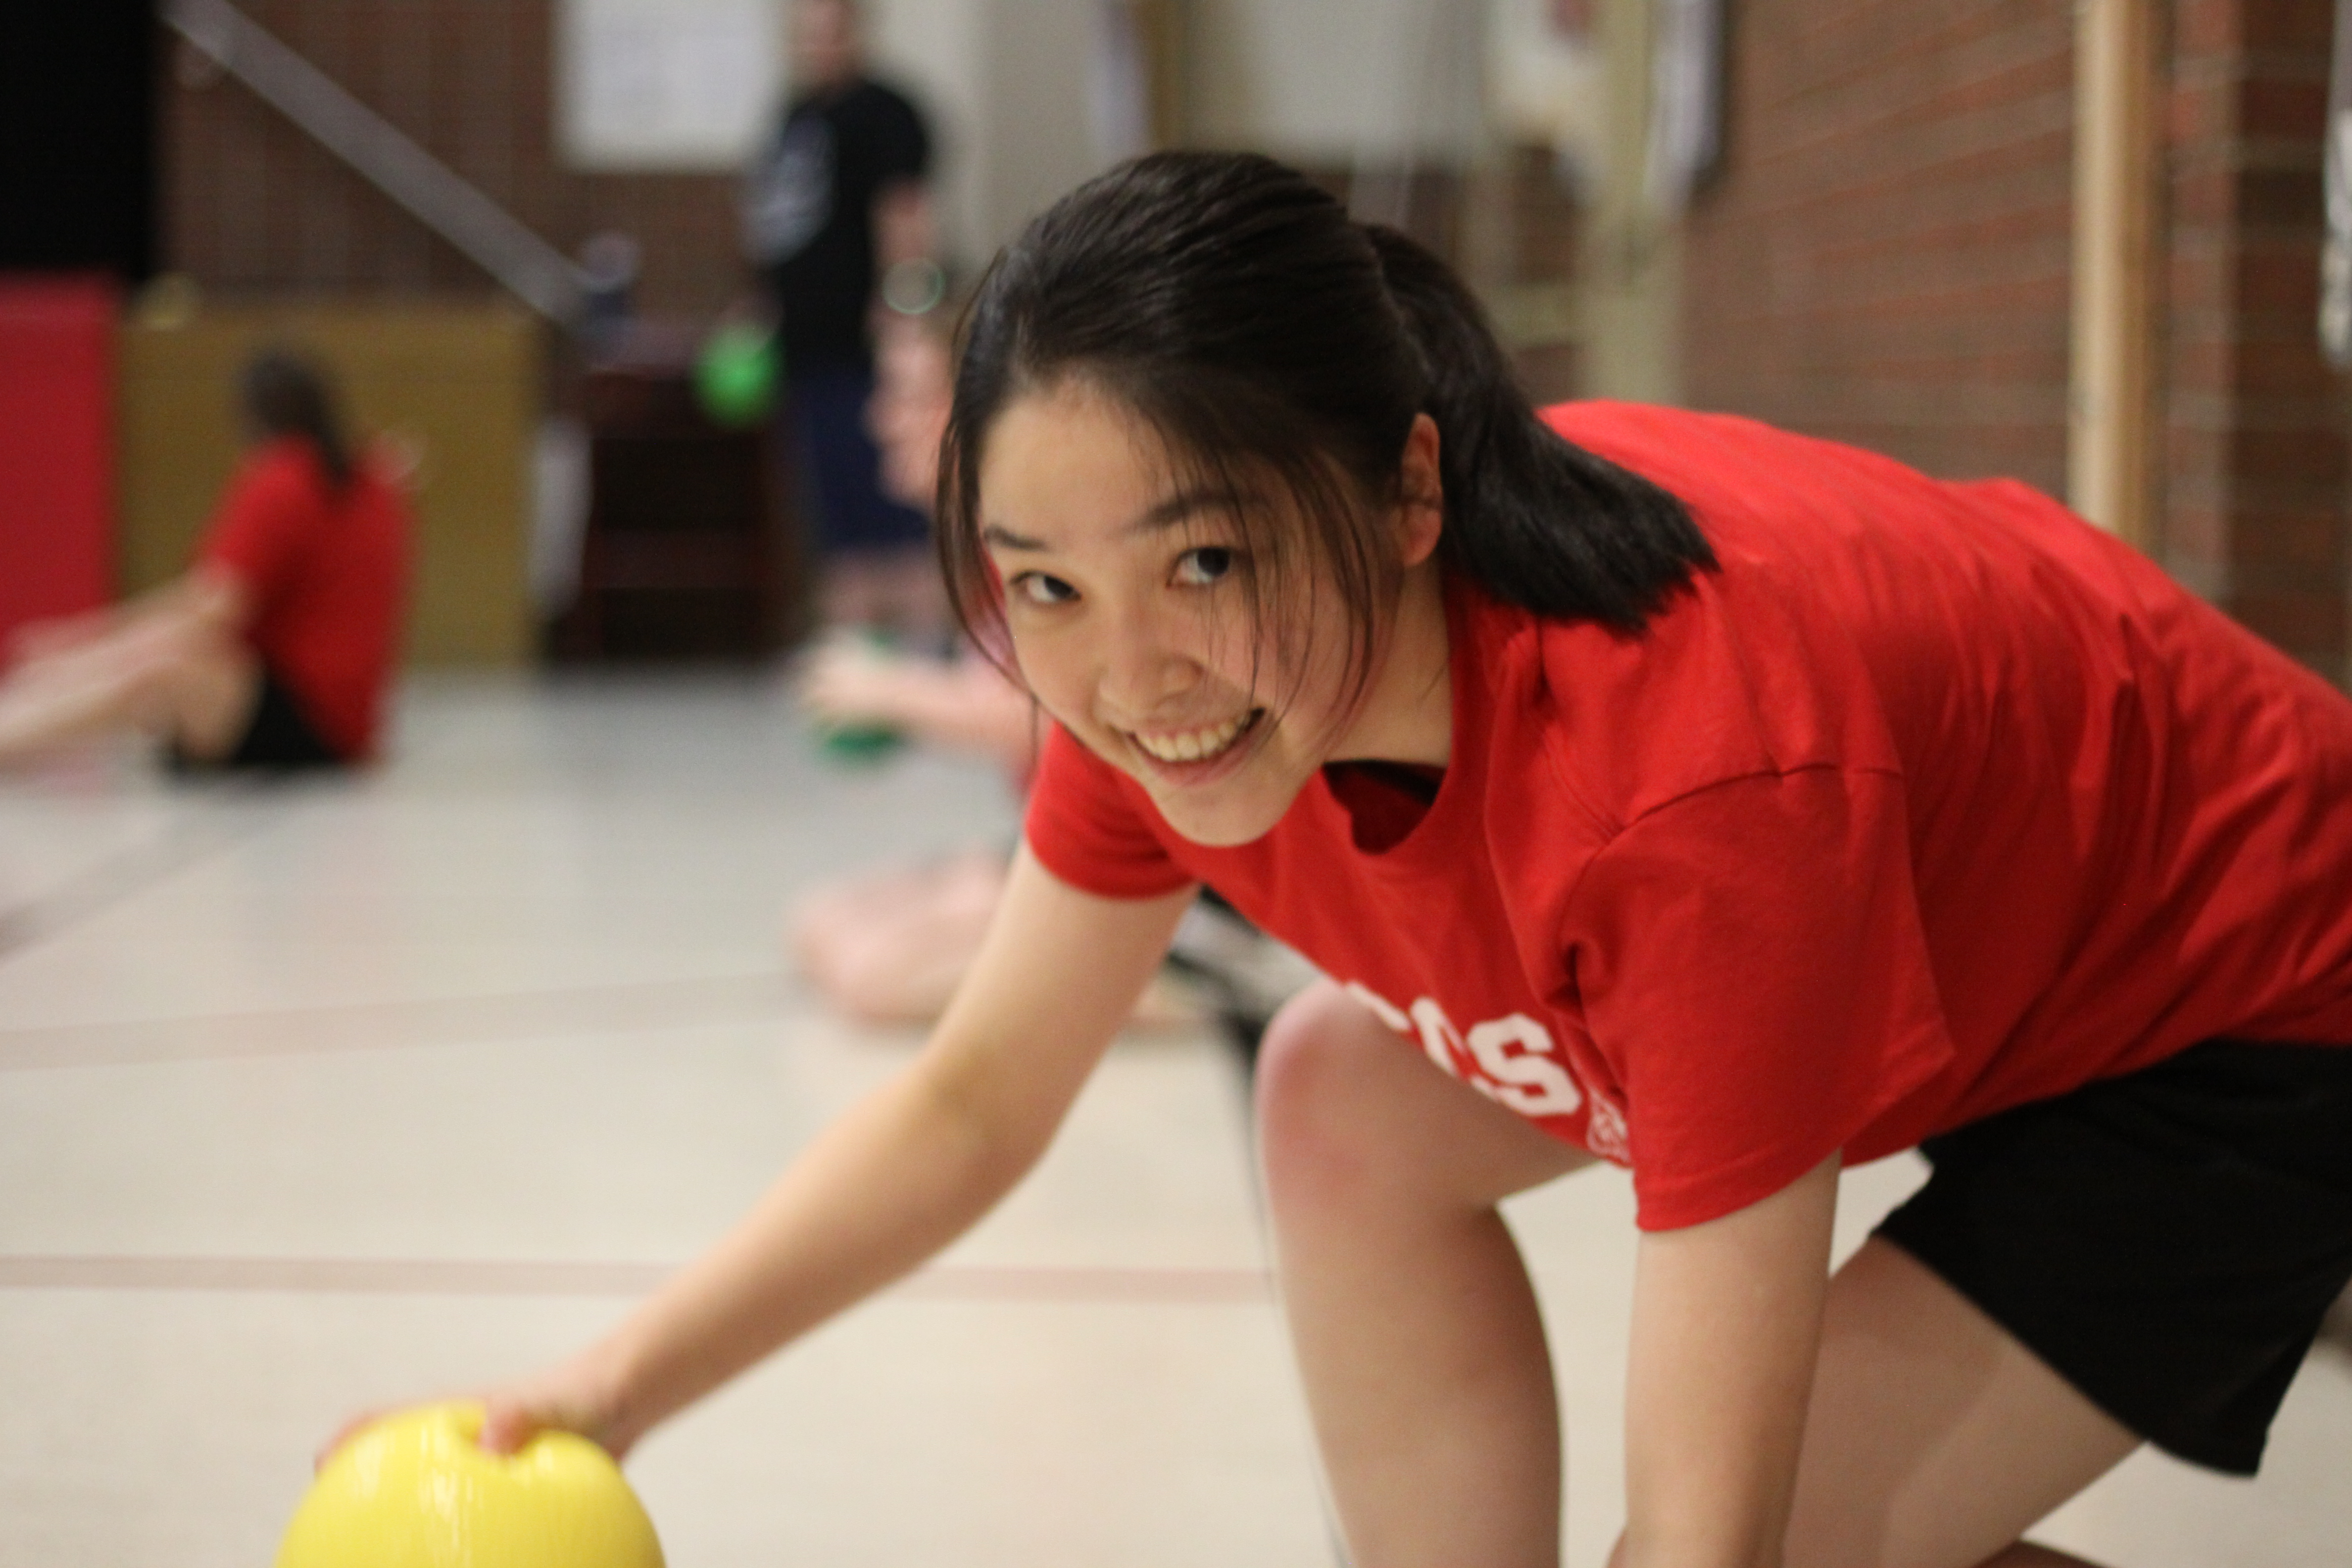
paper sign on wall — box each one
[558,0,782,170]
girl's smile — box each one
[1127,708,1263,766]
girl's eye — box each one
[1174,546,1236,587]
[1013,572,1077,607]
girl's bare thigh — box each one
[1783,1237,2139,1568]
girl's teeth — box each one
[1138,713,1248,762]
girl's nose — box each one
[1100,611,1200,716]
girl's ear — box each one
[1396,413,1444,568]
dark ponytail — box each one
[1360,225,1714,629]
[939,151,1714,690]
[241,348,356,492]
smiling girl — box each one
[343,153,2352,1568]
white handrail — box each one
[165,0,587,324]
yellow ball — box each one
[277,1403,664,1568]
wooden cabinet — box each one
[547,363,806,661]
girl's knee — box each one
[1254,982,1410,1200]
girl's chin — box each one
[1139,769,1303,848]
[1156,803,1284,848]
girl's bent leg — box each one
[1781,1238,2138,1568]
[1256,980,1591,1568]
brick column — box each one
[2167,0,2351,684]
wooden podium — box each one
[548,364,806,661]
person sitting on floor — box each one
[0,349,412,773]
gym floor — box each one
[1,672,2347,1567]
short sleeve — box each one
[1024,723,1196,899]
[1568,768,1955,1230]
[197,448,314,604]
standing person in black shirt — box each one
[745,0,945,641]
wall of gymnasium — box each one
[162,0,1089,310]
[160,0,1483,311]
[165,0,744,313]
[1679,0,2350,683]
[2167,0,2347,678]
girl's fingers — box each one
[475,1400,542,1457]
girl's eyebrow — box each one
[1128,486,1244,536]
[981,487,1244,553]
[980,523,1047,551]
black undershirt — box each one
[1323,760,1445,853]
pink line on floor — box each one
[0,972,795,1072]
[0,1254,1273,1303]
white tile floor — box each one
[0,671,2347,1566]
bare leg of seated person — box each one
[789,850,1009,1024]
[787,849,1204,1028]
[819,548,951,648]
[0,612,258,766]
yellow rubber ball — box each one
[276,1403,664,1568]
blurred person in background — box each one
[0,349,411,772]
[791,308,1309,1040]
[744,0,944,643]
[789,308,1047,1023]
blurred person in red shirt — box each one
[0,349,410,772]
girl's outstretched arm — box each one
[1617,1155,1841,1568]
[432,847,1190,1460]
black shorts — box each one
[1875,1037,2352,1474]
[170,667,345,774]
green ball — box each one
[695,325,779,427]
[817,721,905,764]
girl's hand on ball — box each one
[313,1352,631,1475]
[476,1351,637,1459]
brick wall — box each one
[1680,0,2078,497]
[1681,0,2351,682]
[163,0,749,317]
[2168,0,2349,676]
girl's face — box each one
[978,381,1445,847]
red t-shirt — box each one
[1025,401,2352,1230]
[198,438,412,760]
